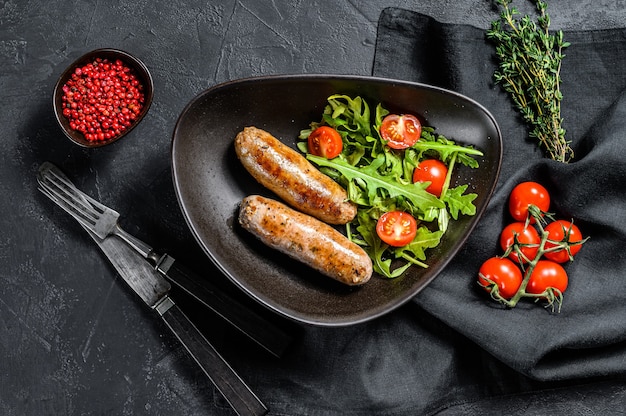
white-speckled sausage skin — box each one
[238,195,372,286]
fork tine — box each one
[39,164,102,208]
[38,177,100,226]
[38,181,102,234]
[40,181,98,222]
[38,172,99,222]
[40,166,106,214]
[37,163,113,239]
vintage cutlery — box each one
[37,162,269,416]
[36,161,292,359]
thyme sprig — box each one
[487,0,573,163]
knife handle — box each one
[152,253,293,358]
[155,297,268,416]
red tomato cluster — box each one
[478,181,586,311]
[61,57,145,142]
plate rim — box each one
[170,74,503,327]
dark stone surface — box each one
[2,1,625,415]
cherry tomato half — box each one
[527,260,568,295]
[509,181,550,223]
[376,211,418,247]
[478,257,523,299]
[413,159,448,197]
[308,126,343,159]
[380,114,422,149]
[544,220,583,263]
[499,222,540,264]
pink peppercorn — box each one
[61,57,145,142]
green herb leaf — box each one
[412,128,483,168]
[487,0,572,162]
[307,154,445,217]
[300,95,482,278]
[443,185,478,220]
[394,226,443,262]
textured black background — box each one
[2,1,626,415]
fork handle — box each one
[152,253,293,359]
[113,223,153,258]
[155,297,268,416]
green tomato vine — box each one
[479,205,588,312]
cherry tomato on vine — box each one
[308,126,343,159]
[544,220,583,263]
[478,257,523,299]
[376,211,418,247]
[380,114,421,149]
[527,260,568,295]
[499,222,540,264]
[509,181,550,223]
[413,159,448,197]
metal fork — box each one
[37,162,153,257]
[37,161,270,416]
[37,162,292,359]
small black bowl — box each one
[53,48,154,148]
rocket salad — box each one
[298,95,483,278]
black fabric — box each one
[234,11,626,415]
[373,8,626,381]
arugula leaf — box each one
[353,210,416,278]
[324,95,372,141]
[395,227,443,262]
[443,185,478,220]
[300,95,482,278]
[355,218,399,277]
[307,154,445,216]
[353,209,441,278]
[414,127,483,167]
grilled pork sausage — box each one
[239,195,372,286]
[234,126,357,225]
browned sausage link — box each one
[234,126,357,225]
[239,195,372,286]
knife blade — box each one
[89,227,171,304]
[37,161,293,358]
[84,227,268,416]
[38,170,268,416]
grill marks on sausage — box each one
[235,127,356,225]
[235,127,372,285]
[239,195,372,286]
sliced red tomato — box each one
[478,257,523,299]
[376,211,418,247]
[380,114,421,149]
[544,220,583,263]
[413,159,448,197]
[308,126,343,159]
[499,222,540,264]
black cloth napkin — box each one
[201,9,626,415]
[373,7,626,381]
